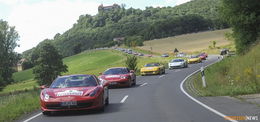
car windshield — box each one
[103,68,129,75]
[145,63,159,67]
[50,75,97,88]
[190,55,198,58]
[171,59,184,62]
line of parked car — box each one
[115,48,144,56]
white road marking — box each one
[120,95,129,103]
[180,58,237,122]
[23,112,42,122]
[140,82,148,87]
[159,75,165,78]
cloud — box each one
[166,0,191,6]
[7,0,99,53]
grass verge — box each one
[192,43,260,96]
[0,90,39,122]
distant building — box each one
[98,4,120,12]
[16,58,26,72]
[113,37,125,42]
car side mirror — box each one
[130,70,135,73]
[40,85,47,89]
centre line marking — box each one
[23,113,42,122]
[159,75,165,78]
[140,82,148,87]
[120,95,129,103]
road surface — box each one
[21,55,232,122]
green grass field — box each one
[138,29,232,54]
[6,50,125,93]
[193,43,260,96]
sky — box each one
[0,0,191,53]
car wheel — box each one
[132,79,136,86]
[105,96,109,106]
[42,111,51,116]
[128,80,132,87]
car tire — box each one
[132,79,136,86]
[105,96,109,106]
[128,80,132,87]
[42,111,51,116]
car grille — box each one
[170,66,182,68]
[46,101,93,109]
[143,71,155,73]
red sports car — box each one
[40,74,109,115]
[198,52,208,60]
[99,67,136,87]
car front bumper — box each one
[141,70,160,75]
[41,95,103,112]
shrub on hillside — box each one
[125,56,138,71]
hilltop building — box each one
[98,4,120,12]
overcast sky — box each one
[0,0,190,53]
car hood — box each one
[44,87,97,97]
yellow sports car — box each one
[140,63,165,76]
[187,55,202,64]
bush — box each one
[125,56,138,71]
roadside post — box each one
[201,66,206,87]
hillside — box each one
[138,29,232,54]
[22,0,227,59]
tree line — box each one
[22,0,227,60]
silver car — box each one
[168,59,188,69]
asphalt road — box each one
[21,55,231,122]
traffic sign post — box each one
[201,67,206,87]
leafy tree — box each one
[220,0,260,54]
[125,56,138,71]
[33,43,68,86]
[0,20,19,87]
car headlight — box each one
[43,93,50,101]
[86,88,100,97]
[120,76,129,79]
